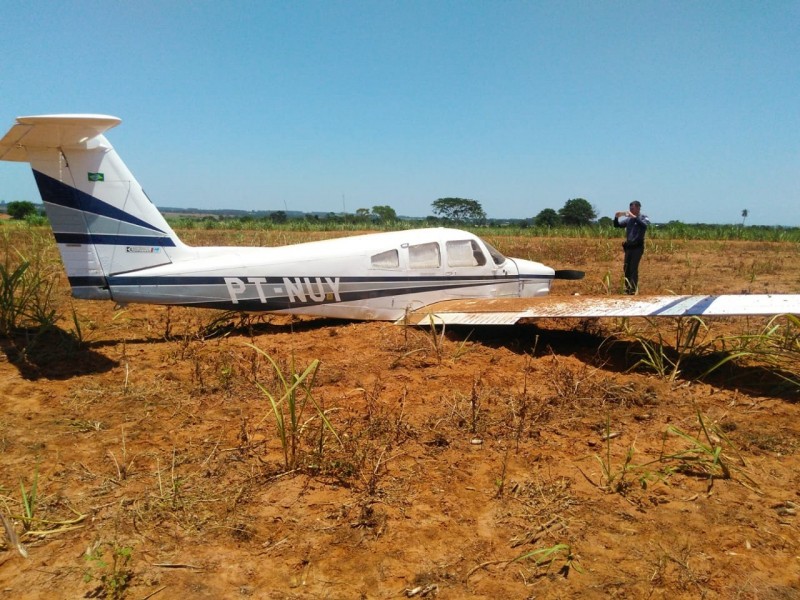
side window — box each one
[371,249,399,269]
[408,242,441,269]
[447,240,487,267]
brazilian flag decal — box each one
[88,172,105,182]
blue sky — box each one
[1,1,798,225]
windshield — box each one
[482,240,506,266]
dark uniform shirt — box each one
[614,213,650,247]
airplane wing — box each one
[400,294,800,326]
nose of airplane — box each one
[508,258,555,297]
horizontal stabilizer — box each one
[0,114,121,161]
[400,294,800,326]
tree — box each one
[533,208,561,227]
[269,210,287,224]
[355,208,371,221]
[371,205,397,222]
[741,209,748,226]
[558,198,596,226]
[6,201,37,220]
[431,198,487,223]
[597,216,613,227]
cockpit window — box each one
[371,249,399,269]
[446,240,487,267]
[483,241,506,266]
[408,242,441,269]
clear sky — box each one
[1,1,798,225]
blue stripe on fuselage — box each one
[106,274,550,286]
[104,274,551,309]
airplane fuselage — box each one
[101,228,555,320]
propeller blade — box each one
[553,270,585,280]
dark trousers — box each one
[623,245,644,294]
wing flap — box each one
[399,294,800,326]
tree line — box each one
[329,197,597,226]
[428,197,597,226]
[0,196,598,227]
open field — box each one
[1,226,799,599]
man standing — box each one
[613,201,650,295]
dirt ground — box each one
[1,232,799,599]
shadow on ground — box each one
[1,326,118,380]
[451,322,800,401]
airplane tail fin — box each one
[0,114,186,299]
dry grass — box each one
[1,226,799,598]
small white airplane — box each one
[2,114,799,325]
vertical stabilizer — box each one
[0,115,186,299]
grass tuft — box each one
[247,343,341,471]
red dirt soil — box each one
[1,233,799,599]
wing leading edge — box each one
[400,294,800,326]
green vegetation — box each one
[584,409,758,499]
[5,200,38,220]
[83,542,134,600]
[533,207,560,227]
[1,197,798,241]
[618,315,800,392]
[533,198,597,227]
[558,198,597,226]
[0,231,60,336]
[369,204,397,222]
[247,344,341,471]
[431,197,487,223]
[662,409,757,490]
[19,468,39,532]
[0,227,87,372]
